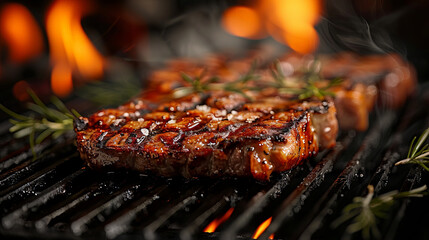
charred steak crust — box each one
[75,51,417,180]
[75,92,337,181]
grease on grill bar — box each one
[0,91,428,240]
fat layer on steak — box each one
[75,91,338,181]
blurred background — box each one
[0,0,428,111]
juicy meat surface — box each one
[75,52,415,180]
[75,92,338,181]
[280,52,416,130]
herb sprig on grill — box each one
[332,185,428,239]
[395,127,429,171]
[173,62,259,100]
[173,59,342,101]
[0,90,80,157]
[271,60,342,100]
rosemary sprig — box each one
[332,185,428,239]
[395,128,429,171]
[0,90,80,157]
[172,59,342,101]
[172,62,259,100]
[277,76,342,100]
[271,60,342,100]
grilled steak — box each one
[75,91,338,181]
[75,52,415,180]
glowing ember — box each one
[46,0,104,96]
[0,3,44,63]
[252,217,274,239]
[221,6,265,39]
[203,208,234,233]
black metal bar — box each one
[220,167,306,240]
[1,168,88,229]
[0,135,75,175]
[143,195,198,240]
[0,153,83,216]
[296,111,397,239]
[180,183,238,240]
[69,177,161,236]
[257,132,355,240]
[103,185,169,239]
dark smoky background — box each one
[0,0,428,110]
[319,0,429,80]
[82,0,429,75]
[63,0,429,82]
[85,0,429,81]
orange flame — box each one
[221,6,265,39]
[268,0,320,54]
[51,64,73,97]
[0,3,44,63]
[46,0,104,97]
[222,0,320,54]
[204,208,234,233]
[252,217,274,239]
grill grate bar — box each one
[1,168,87,230]
[143,195,198,240]
[295,111,397,239]
[0,153,82,216]
[370,122,426,193]
[387,169,429,240]
[257,132,355,239]
[138,182,207,239]
[104,185,169,239]
[0,133,75,173]
[0,136,75,183]
[35,179,101,231]
[337,96,429,239]
[69,177,160,236]
[44,174,145,231]
[0,156,78,199]
[178,181,242,240]
[31,171,142,232]
[220,168,305,240]
[180,196,231,240]
[376,166,422,240]
[0,142,77,193]
[0,142,48,172]
[0,139,28,163]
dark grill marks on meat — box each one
[75,92,337,181]
[75,51,416,180]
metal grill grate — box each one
[0,84,428,240]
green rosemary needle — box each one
[395,127,429,171]
[172,63,259,100]
[271,60,342,100]
[0,89,80,157]
[173,59,341,101]
[332,185,428,239]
